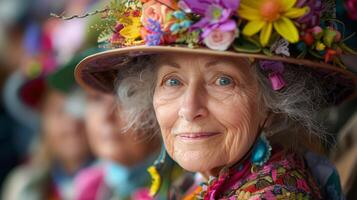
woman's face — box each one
[153,53,266,175]
[85,92,159,166]
[42,91,90,166]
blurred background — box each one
[0,0,100,199]
[0,0,356,199]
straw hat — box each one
[74,0,357,104]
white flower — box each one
[271,38,290,56]
[203,29,238,51]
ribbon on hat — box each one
[259,60,286,91]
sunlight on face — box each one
[153,53,266,175]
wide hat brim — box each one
[75,45,357,104]
[48,47,103,93]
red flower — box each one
[324,49,338,63]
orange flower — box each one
[141,0,175,31]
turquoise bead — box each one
[170,23,181,32]
[180,20,192,29]
[252,140,267,162]
[173,11,185,20]
[251,135,271,166]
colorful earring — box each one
[251,134,272,167]
[148,145,167,197]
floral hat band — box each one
[54,0,357,101]
[82,0,356,66]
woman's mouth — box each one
[176,132,221,140]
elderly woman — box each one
[72,0,356,199]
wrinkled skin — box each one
[85,92,160,167]
[153,53,267,176]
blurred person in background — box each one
[1,53,93,199]
[0,0,42,189]
[0,0,97,163]
[74,49,185,200]
[1,0,99,198]
[326,1,357,198]
[0,0,70,73]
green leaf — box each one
[297,50,307,59]
[339,43,357,55]
[308,49,324,59]
[166,12,173,22]
[233,36,262,53]
[98,28,113,43]
[334,57,347,69]
[262,48,273,56]
[323,29,337,48]
[268,33,280,46]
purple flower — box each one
[145,18,164,46]
[259,60,284,73]
[296,0,322,29]
[147,18,163,33]
[146,34,162,46]
[181,0,240,38]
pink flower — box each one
[141,0,174,31]
[268,72,286,91]
[203,29,237,51]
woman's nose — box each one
[178,84,208,121]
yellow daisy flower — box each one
[238,0,309,46]
[119,15,142,40]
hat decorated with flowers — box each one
[72,0,356,103]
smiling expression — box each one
[153,53,266,175]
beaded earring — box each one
[148,145,167,197]
[251,134,272,167]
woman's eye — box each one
[215,76,233,86]
[164,78,181,87]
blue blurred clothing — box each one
[0,104,20,191]
[104,155,155,199]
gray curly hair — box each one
[115,55,331,149]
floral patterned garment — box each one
[183,147,325,200]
